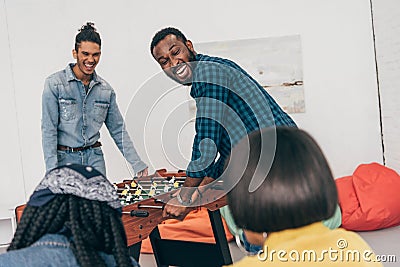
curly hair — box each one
[150,27,188,56]
[8,195,132,267]
[75,22,101,52]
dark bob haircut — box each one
[75,22,101,52]
[225,127,338,233]
[150,27,188,56]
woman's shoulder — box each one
[0,235,77,267]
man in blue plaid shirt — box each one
[151,27,297,219]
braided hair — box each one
[75,22,101,52]
[8,195,132,267]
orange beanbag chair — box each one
[140,207,234,254]
[336,162,400,231]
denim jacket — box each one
[0,234,139,267]
[41,64,147,173]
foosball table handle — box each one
[122,210,150,217]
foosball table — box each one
[117,169,232,267]
[15,169,232,267]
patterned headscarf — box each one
[28,164,121,210]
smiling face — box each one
[72,41,101,83]
[152,34,196,85]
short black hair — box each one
[75,22,101,52]
[150,27,188,56]
[225,127,338,233]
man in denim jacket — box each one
[41,22,147,177]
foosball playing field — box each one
[114,169,187,206]
[116,169,227,248]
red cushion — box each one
[335,176,358,223]
[336,163,400,231]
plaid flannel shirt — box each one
[186,54,297,178]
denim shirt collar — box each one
[31,234,71,249]
[66,63,99,84]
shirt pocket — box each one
[93,102,110,124]
[59,98,77,121]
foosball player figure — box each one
[149,182,157,197]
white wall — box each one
[0,0,383,214]
[371,0,400,172]
[0,1,26,209]
[0,1,25,243]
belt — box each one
[57,141,102,152]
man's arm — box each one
[162,176,216,220]
[104,90,148,175]
[178,176,215,203]
[41,78,60,171]
[164,80,229,218]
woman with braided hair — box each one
[0,164,139,267]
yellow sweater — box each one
[227,222,383,267]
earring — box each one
[263,232,268,239]
[235,234,259,256]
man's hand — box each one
[137,167,148,177]
[162,197,194,221]
[161,176,216,220]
